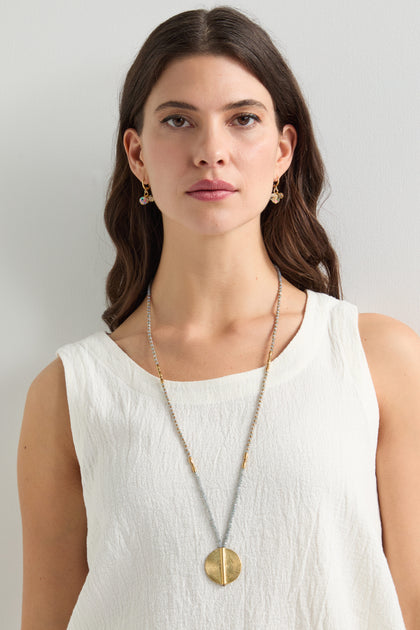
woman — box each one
[18,7,419,629]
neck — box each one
[149,222,280,337]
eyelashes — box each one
[159,113,262,129]
[160,115,189,128]
[233,114,261,127]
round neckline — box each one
[92,289,323,402]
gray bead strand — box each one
[222,466,246,547]
[146,265,282,552]
[193,471,223,547]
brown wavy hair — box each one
[102,6,342,332]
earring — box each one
[270,178,284,204]
[139,181,154,205]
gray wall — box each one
[2,0,419,625]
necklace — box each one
[146,266,282,586]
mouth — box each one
[187,179,237,192]
[186,179,237,201]
[186,189,236,201]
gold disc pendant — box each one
[205,547,241,586]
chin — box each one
[161,204,261,238]
[190,217,260,238]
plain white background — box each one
[2,0,419,625]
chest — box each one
[84,365,380,525]
[113,318,303,382]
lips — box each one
[186,179,236,193]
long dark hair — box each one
[102,6,342,332]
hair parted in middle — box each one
[102,5,342,332]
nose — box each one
[192,123,229,168]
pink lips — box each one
[186,179,237,201]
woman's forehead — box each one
[144,54,275,114]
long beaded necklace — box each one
[146,266,282,586]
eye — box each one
[232,113,261,127]
[160,115,191,128]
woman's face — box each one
[124,54,297,237]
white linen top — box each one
[57,289,407,629]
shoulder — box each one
[27,357,68,414]
[358,312,420,364]
[358,312,420,414]
[31,355,66,385]
[18,360,88,626]
[358,315,420,615]
[20,358,77,465]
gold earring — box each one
[139,181,154,205]
[270,178,284,204]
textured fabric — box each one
[57,289,407,630]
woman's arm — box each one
[359,313,420,630]
[17,358,89,630]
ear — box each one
[123,128,149,183]
[274,124,297,180]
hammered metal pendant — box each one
[205,547,241,586]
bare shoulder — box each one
[18,359,88,629]
[18,356,82,525]
[358,311,420,349]
[27,356,67,407]
[358,315,420,623]
[358,312,420,409]
[20,357,77,463]
[26,356,67,409]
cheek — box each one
[240,134,278,168]
[141,136,187,207]
[142,131,185,182]
[236,136,278,193]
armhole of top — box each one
[333,300,380,443]
[56,345,83,468]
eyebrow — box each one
[154,99,268,113]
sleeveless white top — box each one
[57,290,407,630]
